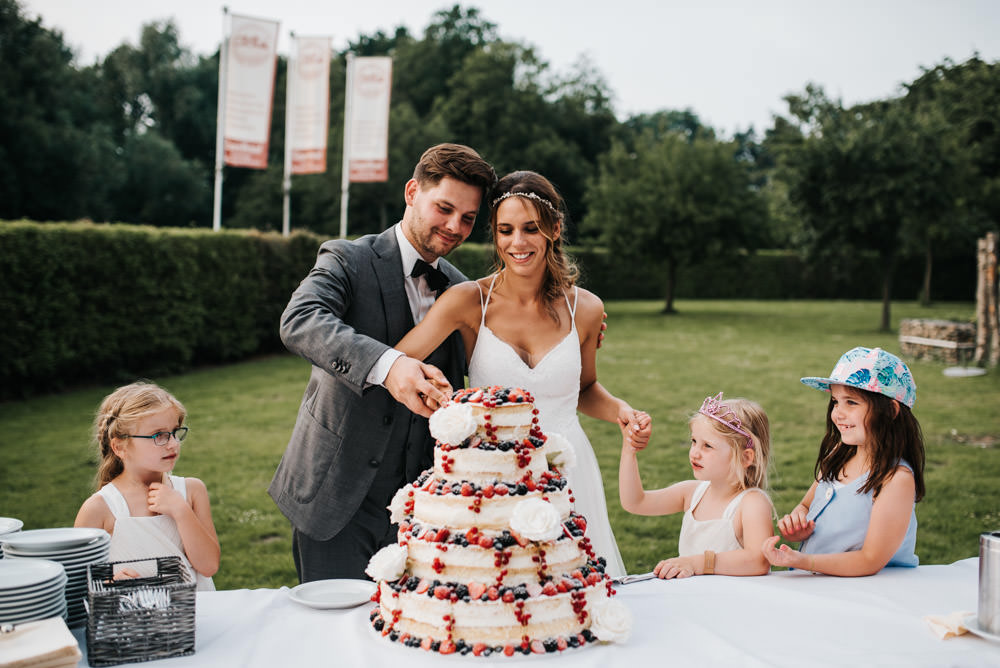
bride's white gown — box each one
[467,276,627,578]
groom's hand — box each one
[385,356,452,418]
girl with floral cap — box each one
[762,347,926,575]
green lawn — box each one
[1,300,997,589]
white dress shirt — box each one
[366,223,443,385]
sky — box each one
[21,0,1000,136]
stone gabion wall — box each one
[899,319,976,365]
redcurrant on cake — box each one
[366,386,632,657]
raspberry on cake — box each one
[366,386,632,656]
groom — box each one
[269,143,497,583]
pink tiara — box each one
[699,392,753,449]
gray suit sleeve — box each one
[279,240,389,395]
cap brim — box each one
[800,376,834,393]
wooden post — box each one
[988,232,999,366]
[977,232,999,367]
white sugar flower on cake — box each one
[387,485,412,524]
[365,544,408,581]
[545,432,577,469]
[429,402,476,444]
[509,498,563,542]
[589,599,633,643]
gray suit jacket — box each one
[268,227,466,540]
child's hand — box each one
[761,535,812,570]
[113,567,141,580]
[147,480,188,518]
[620,409,652,451]
[653,556,696,579]
[777,505,815,542]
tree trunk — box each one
[663,258,678,314]
[920,237,933,307]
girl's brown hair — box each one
[815,386,926,501]
[92,382,186,489]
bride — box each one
[393,170,650,578]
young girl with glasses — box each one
[75,381,218,589]
[619,392,774,578]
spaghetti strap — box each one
[562,286,578,322]
[479,274,499,328]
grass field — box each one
[1,300,998,589]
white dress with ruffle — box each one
[467,275,627,578]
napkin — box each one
[923,610,974,639]
[0,617,81,668]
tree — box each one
[584,128,767,313]
[0,0,118,221]
[902,57,1000,303]
[768,87,925,330]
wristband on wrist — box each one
[703,550,716,575]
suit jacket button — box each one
[383,415,393,425]
[368,459,380,467]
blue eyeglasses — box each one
[127,427,189,447]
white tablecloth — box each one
[69,559,1000,667]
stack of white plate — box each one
[0,517,24,558]
[1,528,110,628]
[0,558,68,625]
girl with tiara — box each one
[619,392,774,578]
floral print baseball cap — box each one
[801,346,917,407]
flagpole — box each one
[282,33,296,237]
[212,7,230,232]
[339,52,354,239]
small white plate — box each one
[0,559,66,590]
[963,614,1000,643]
[288,579,376,610]
[1,528,109,553]
[0,517,23,535]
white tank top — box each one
[97,475,215,591]
[677,481,765,556]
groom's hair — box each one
[412,143,497,195]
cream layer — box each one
[404,539,586,584]
[411,487,572,531]
[433,445,550,484]
[378,583,608,644]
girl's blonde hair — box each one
[690,397,771,490]
[92,381,186,489]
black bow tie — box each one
[411,259,449,295]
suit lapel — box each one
[372,227,413,344]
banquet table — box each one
[67,558,1000,667]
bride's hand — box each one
[619,408,652,450]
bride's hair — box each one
[488,171,579,321]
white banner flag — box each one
[347,56,392,182]
[223,14,279,169]
[288,36,331,174]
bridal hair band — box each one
[491,191,557,213]
[699,392,754,449]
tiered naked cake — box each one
[367,386,631,657]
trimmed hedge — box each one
[0,221,976,398]
[0,221,321,399]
